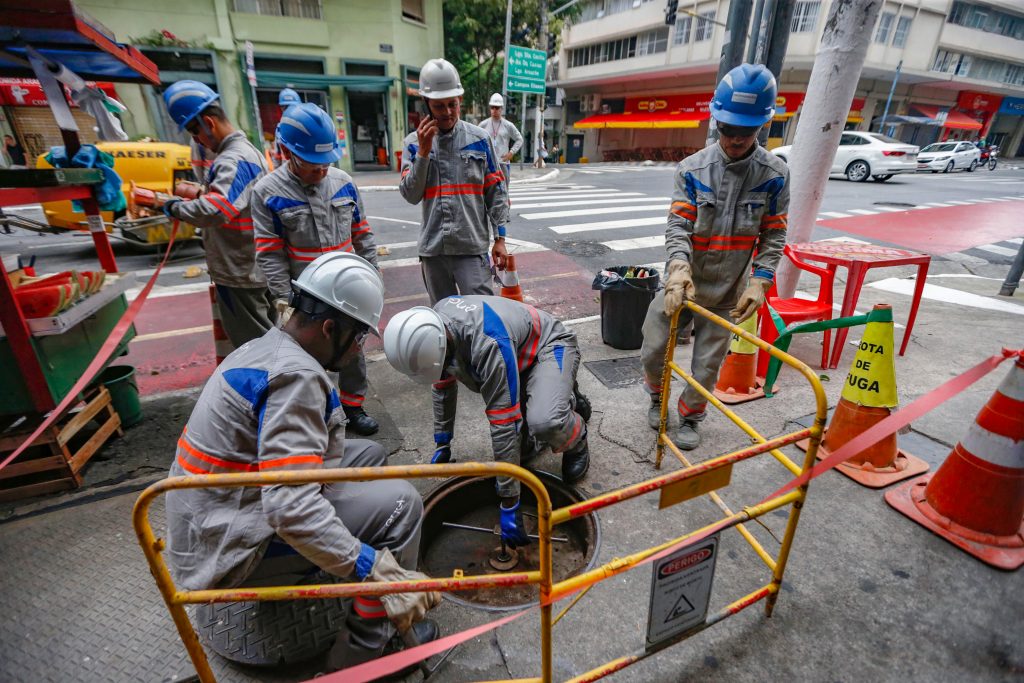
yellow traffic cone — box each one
[713,312,765,404]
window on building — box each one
[232,0,322,19]
[637,28,669,56]
[344,62,387,77]
[402,0,425,22]
[874,12,895,43]
[673,14,692,45]
[695,11,716,41]
[790,2,820,33]
[892,16,912,47]
[253,55,325,74]
[570,30,669,67]
[947,1,1024,41]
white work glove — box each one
[368,547,441,633]
[663,260,696,317]
[731,277,772,323]
[274,298,292,326]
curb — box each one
[510,168,561,185]
[360,185,400,193]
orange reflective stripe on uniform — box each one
[517,305,542,370]
[424,183,485,199]
[205,192,240,220]
[352,219,370,236]
[255,237,284,252]
[484,171,504,187]
[692,234,757,252]
[433,376,457,390]
[286,239,354,261]
[177,432,257,475]
[353,596,388,619]
[223,217,254,231]
[671,201,697,222]
[677,397,706,417]
[760,213,788,230]
[337,388,364,407]
[552,412,584,453]
[258,454,323,470]
[487,403,522,425]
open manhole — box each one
[419,471,601,611]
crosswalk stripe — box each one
[509,185,595,194]
[873,206,909,212]
[974,244,1020,257]
[942,251,988,265]
[511,191,642,201]
[379,241,418,250]
[820,211,851,218]
[378,257,420,269]
[602,235,665,251]
[549,216,665,234]
[514,196,671,210]
[944,200,974,205]
[1000,196,1022,200]
[924,202,952,207]
[521,204,667,219]
[867,278,1024,316]
[1007,238,1024,246]
[848,209,878,215]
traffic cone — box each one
[209,284,234,366]
[798,304,928,487]
[714,312,765,404]
[886,355,1023,570]
[498,255,524,302]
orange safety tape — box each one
[0,221,181,473]
[309,347,1023,683]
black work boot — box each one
[344,406,379,436]
[673,420,701,450]
[573,381,592,423]
[561,430,590,484]
[647,397,664,430]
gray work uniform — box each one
[478,116,523,184]
[399,120,509,304]
[166,326,422,650]
[432,296,585,497]
[173,131,274,347]
[640,143,789,420]
[251,164,378,409]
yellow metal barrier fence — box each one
[133,300,827,682]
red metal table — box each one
[789,241,931,369]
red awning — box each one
[942,109,984,131]
[574,111,706,129]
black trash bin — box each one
[592,266,660,350]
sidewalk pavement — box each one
[0,259,1022,682]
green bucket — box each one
[95,365,142,427]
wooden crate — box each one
[0,385,123,502]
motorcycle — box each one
[977,145,999,171]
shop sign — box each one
[997,97,1024,116]
[624,93,711,116]
[0,78,116,107]
[957,90,1002,114]
[773,91,805,115]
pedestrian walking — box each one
[161,80,275,348]
[399,58,510,304]
[165,253,440,671]
[479,93,523,185]
[640,64,790,450]
[383,296,592,548]
[252,102,382,436]
[4,134,26,168]
[533,133,547,169]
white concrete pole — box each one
[775,0,883,298]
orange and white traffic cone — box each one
[886,355,1024,570]
[498,255,524,302]
[209,284,234,366]
[714,312,765,404]
[799,304,928,487]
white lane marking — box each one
[1000,196,1023,200]
[134,325,212,342]
[974,244,1020,257]
[514,196,671,210]
[816,236,871,244]
[922,202,952,207]
[509,185,595,194]
[819,211,852,218]
[602,235,665,251]
[942,252,989,265]
[505,237,549,253]
[549,216,665,234]
[378,257,420,269]
[944,200,974,205]
[368,215,419,225]
[521,204,667,219]
[510,191,642,201]
[576,170,602,174]
[929,273,1006,281]
[985,197,1011,201]
[1006,238,1023,245]
[380,241,418,249]
[847,209,878,215]
[867,278,1024,315]
[873,206,910,212]
[126,282,212,300]
[563,314,602,326]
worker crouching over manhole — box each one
[164,252,442,671]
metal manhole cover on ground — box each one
[584,356,645,389]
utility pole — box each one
[707,0,753,145]
[502,0,513,108]
[537,0,549,166]
[775,0,883,298]
[878,59,902,135]
[757,0,795,145]
[747,0,768,63]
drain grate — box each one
[584,356,645,389]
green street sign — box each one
[506,45,547,95]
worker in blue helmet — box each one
[272,89,303,167]
[252,103,382,436]
[161,80,275,348]
[639,63,790,451]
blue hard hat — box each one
[279,88,301,107]
[710,64,777,128]
[163,80,220,131]
[277,103,340,164]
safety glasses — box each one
[717,123,760,139]
[290,154,330,171]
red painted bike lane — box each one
[125,250,600,397]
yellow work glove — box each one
[663,260,696,316]
[731,277,772,323]
[274,298,292,326]
[368,548,442,633]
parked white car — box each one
[916,141,982,173]
[771,132,919,182]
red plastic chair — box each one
[758,244,836,369]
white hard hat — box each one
[291,253,385,335]
[419,59,464,100]
[383,306,448,384]
[489,93,504,108]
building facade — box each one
[555,0,1024,162]
[0,0,443,172]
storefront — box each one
[0,78,118,161]
[987,96,1024,156]
[953,91,1002,140]
[573,93,711,161]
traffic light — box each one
[664,0,678,26]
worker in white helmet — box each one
[479,92,523,188]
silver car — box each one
[772,132,919,182]
[916,141,982,173]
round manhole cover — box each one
[420,471,601,611]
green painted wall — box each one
[74,0,443,171]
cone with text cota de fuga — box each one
[208,284,234,365]
[798,304,928,488]
[713,312,766,404]
[886,354,1024,571]
[498,255,524,302]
